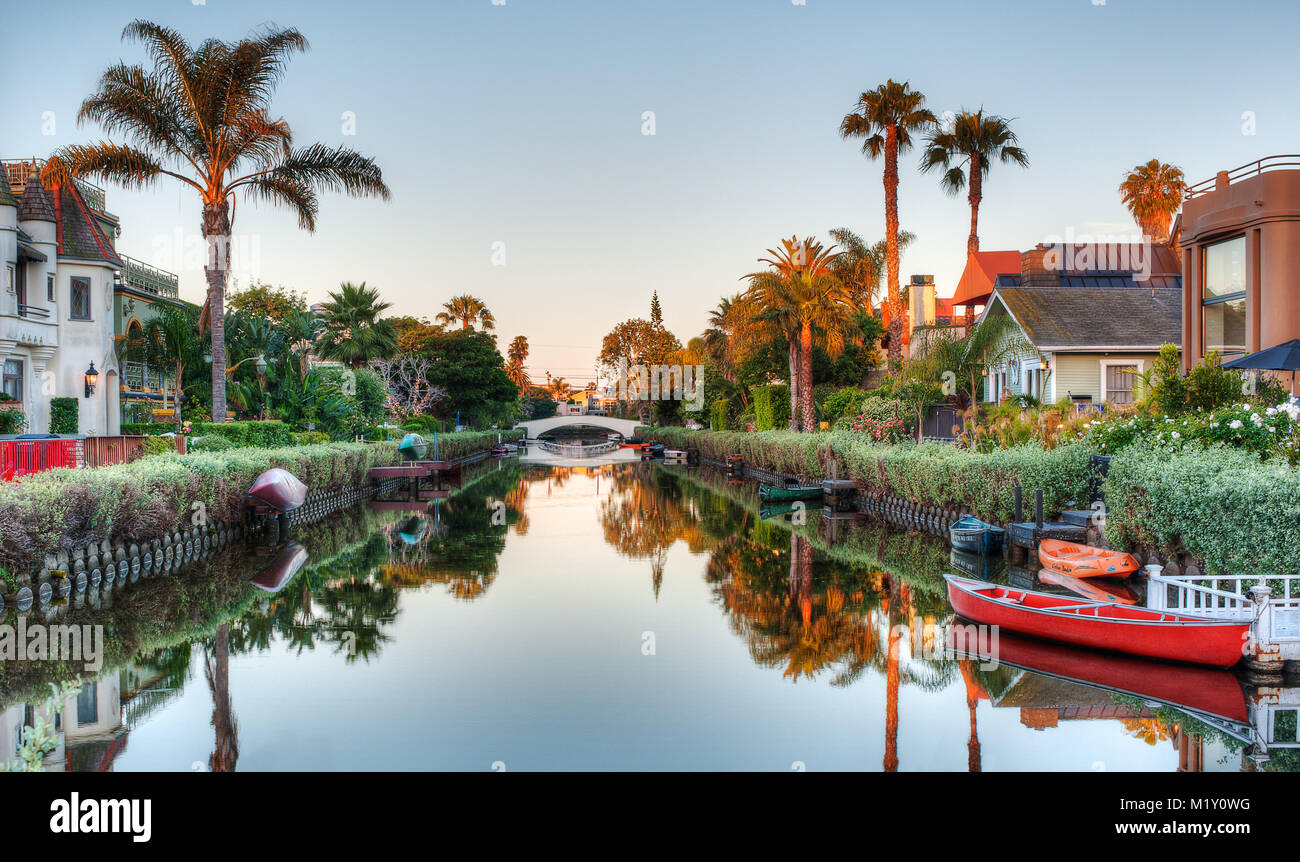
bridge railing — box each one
[537,440,621,458]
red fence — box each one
[0,439,79,482]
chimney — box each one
[909,275,936,327]
[1021,245,1060,288]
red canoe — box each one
[944,574,1249,667]
[946,628,1250,732]
[1038,539,1138,579]
[249,468,308,513]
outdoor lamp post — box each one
[84,362,99,397]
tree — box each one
[436,294,495,331]
[597,317,682,422]
[546,376,573,402]
[44,20,390,422]
[505,335,530,391]
[374,355,447,422]
[921,109,1029,256]
[144,302,204,429]
[389,315,441,355]
[228,280,307,323]
[1119,159,1186,244]
[420,329,517,427]
[840,80,935,367]
[316,281,398,368]
[744,237,858,431]
[280,309,319,382]
[650,290,664,327]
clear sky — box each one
[6,0,1299,383]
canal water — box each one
[0,455,1288,772]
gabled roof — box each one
[56,181,122,266]
[16,174,55,222]
[0,170,14,208]
[987,287,1183,351]
[953,251,1022,306]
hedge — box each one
[430,429,524,460]
[189,420,293,447]
[1103,444,1300,573]
[753,385,790,431]
[49,398,78,434]
[637,428,1093,523]
[0,441,400,577]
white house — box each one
[1,160,128,436]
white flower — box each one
[1230,420,1243,430]
[1171,431,1181,440]
[1266,407,1277,416]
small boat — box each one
[759,483,823,502]
[250,542,309,593]
[491,446,510,457]
[398,433,428,461]
[949,514,1005,554]
[618,437,645,449]
[249,468,308,513]
[1038,539,1138,579]
[759,502,802,520]
[944,574,1249,666]
[1038,568,1139,605]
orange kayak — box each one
[1038,539,1138,579]
[1038,569,1139,604]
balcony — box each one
[116,255,179,299]
[2,158,108,214]
[122,361,170,394]
[1185,154,1300,198]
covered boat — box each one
[1038,568,1139,605]
[250,542,309,593]
[949,514,1005,554]
[398,433,428,461]
[249,468,308,513]
[944,574,1249,667]
[759,483,822,502]
[1038,539,1138,579]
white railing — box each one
[1147,572,1300,645]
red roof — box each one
[952,251,1021,306]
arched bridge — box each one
[515,415,641,439]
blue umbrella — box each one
[1222,339,1300,395]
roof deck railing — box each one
[116,254,180,298]
[1185,154,1300,199]
[2,158,108,213]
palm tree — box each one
[507,335,529,365]
[42,20,390,422]
[281,309,319,382]
[840,81,935,367]
[144,303,203,429]
[505,336,530,392]
[316,281,398,369]
[546,376,573,403]
[1119,159,1186,244]
[921,109,1029,256]
[436,294,495,331]
[745,237,857,431]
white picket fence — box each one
[1146,572,1300,662]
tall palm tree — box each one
[316,281,398,369]
[436,294,495,331]
[921,109,1029,256]
[546,376,573,402]
[42,20,390,422]
[281,308,319,382]
[745,237,857,432]
[840,81,935,368]
[505,335,530,390]
[507,335,529,365]
[1119,159,1186,244]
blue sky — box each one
[6,0,1299,382]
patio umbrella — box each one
[1222,339,1300,395]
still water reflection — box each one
[1,459,1292,771]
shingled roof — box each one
[0,170,14,208]
[56,182,122,266]
[16,174,54,222]
[989,287,1183,350]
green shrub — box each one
[188,420,292,448]
[292,431,330,446]
[857,396,906,424]
[142,436,175,456]
[710,399,728,431]
[1104,444,1300,573]
[122,423,172,436]
[0,407,26,435]
[753,385,791,431]
[49,398,77,434]
[0,441,401,577]
[187,435,236,453]
[821,387,868,422]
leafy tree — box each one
[840,80,935,367]
[316,281,398,368]
[228,280,307,322]
[421,329,517,427]
[144,302,205,428]
[44,20,390,422]
[921,110,1029,256]
[389,315,441,354]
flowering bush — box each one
[845,414,907,443]
[1082,402,1298,464]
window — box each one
[76,685,98,726]
[1202,236,1247,355]
[47,274,55,302]
[1104,364,1138,405]
[70,276,92,320]
[2,359,22,402]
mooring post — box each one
[1035,489,1044,528]
[1013,485,1023,523]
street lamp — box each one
[84,362,99,397]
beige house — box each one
[977,244,1183,405]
